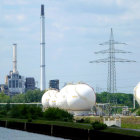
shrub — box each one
[43,107,73,122]
[136,109,140,116]
[84,118,91,123]
[8,105,42,119]
[75,119,85,123]
[91,121,107,130]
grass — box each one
[0,117,92,129]
[0,117,140,137]
[122,123,140,129]
[102,127,140,137]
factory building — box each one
[49,80,59,90]
[5,44,25,95]
[5,71,25,94]
[25,77,36,91]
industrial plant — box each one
[0,3,139,119]
[0,44,36,95]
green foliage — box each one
[0,90,44,103]
[44,107,73,122]
[8,105,43,119]
[11,90,44,103]
[75,119,85,123]
[96,92,134,107]
[24,90,44,103]
[91,121,107,130]
[0,93,10,103]
[11,94,25,103]
[136,108,140,116]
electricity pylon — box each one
[90,28,135,95]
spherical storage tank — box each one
[134,82,140,105]
[41,83,96,112]
[41,90,58,108]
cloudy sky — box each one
[0,0,140,93]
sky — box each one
[0,0,140,93]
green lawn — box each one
[122,123,140,129]
[0,117,140,137]
[102,127,140,137]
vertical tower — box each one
[40,4,46,91]
[13,43,17,73]
[107,29,116,93]
[90,28,135,95]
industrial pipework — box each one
[40,4,46,91]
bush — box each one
[91,121,107,130]
[136,109,140,116]
[8,105,42,119]
[44,107,73,122]
[75,119,85,123]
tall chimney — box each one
[13,43,17,73]
[40,4,46,91]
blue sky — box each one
[0,0,140,93]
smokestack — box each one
[40,4,46,91]
[13,44,17,73]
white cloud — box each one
[3,0,29,5]
[4,14,26,22]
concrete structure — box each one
[103,117,121,127]
[42,83,96,115]
[40,4,46,91]
[5,44,25,95]
[49,80,59,90]
[25,77,36,91]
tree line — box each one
[0,90,44,103]
[96,92,136,108]
[0,91,138,108]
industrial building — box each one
[25,77,36,91]
[5,71,25,94]
[5,44,25,95]
[3,44,37,95]
[49,80,59,90]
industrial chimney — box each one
[40,4,46,91]
[13,43,17,73]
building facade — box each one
[49,79,59,90]
[5,71,25,95]
[25,77,36,91]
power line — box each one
[90,28,135,94]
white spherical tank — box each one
[41,90,58,108]
[41,83,96,112]
[134,82,140,105]
[66,84,96,111]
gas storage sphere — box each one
[134,82,140,105]
[66,84,96,111]
[41,90,58,108]
[41,83,96,111]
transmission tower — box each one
[90,28,135,94]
